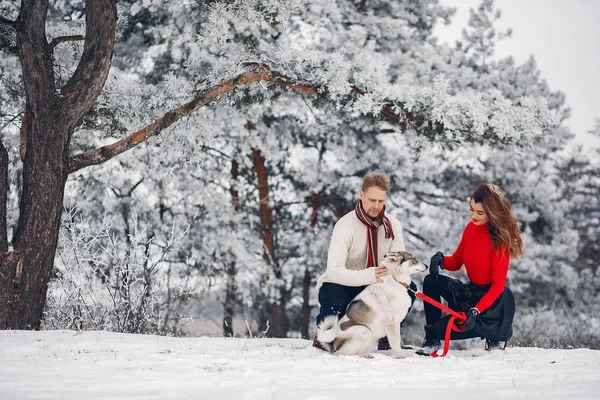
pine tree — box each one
[0,0,561,335]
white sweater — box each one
[316,210,406,291]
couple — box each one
[315,172,522,353]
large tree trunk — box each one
[0,0,117,329]
[0,142,8,254]
[1,115,71,329]
[251,147,288,338]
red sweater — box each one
[444,221,510,312]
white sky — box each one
[435,0,600,146]
[1,330,599,399]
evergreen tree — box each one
[0,0,565,339]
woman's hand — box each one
[429,251,444,278]
[459,308,480,330]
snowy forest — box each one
[0,0,598,348]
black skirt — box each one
[443,277,515,341]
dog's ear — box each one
[385,251,405,263]
[397,251,415,263]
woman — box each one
[421,183,523,353]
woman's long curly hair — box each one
[471,183,523,258]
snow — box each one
[1,330,598,399]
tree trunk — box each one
[223,260,236,337]
[251,148,275,264]
[251,147,288,338]
[301,193,320,338]
[0,0,117,329]
[223,159,240,337]
[1,122,71,329]
[300,142,327,338]
[301,266,311,339]
[0,142,8,254]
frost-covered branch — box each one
[0,15,17,28]
[68,64,321,174]
[48,35,85,51]
[68,60,560,174]
[45,210,198,334]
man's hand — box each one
[429,251,444,279]
[374,266,388,282]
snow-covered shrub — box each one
[44,209,199,335]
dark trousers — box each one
[316,281,417,326]
[422,274,514,342]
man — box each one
[314,172,417,350]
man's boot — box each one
[416,324,441,356]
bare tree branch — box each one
[403,228,435,247]
[198,145,231,159]
[272,201,307,211]
[0,112,22,132]
[48,35,85,51]
[0,15,18,28]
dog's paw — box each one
[359,354,374,359]
[391,350,407,359]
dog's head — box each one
[381,251,428,280]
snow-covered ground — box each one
[1,330,598,399]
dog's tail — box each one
[315,315,339,352]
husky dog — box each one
[315,251,427,359]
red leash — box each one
[401,282,467,357]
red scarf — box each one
[355,200,394,268]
